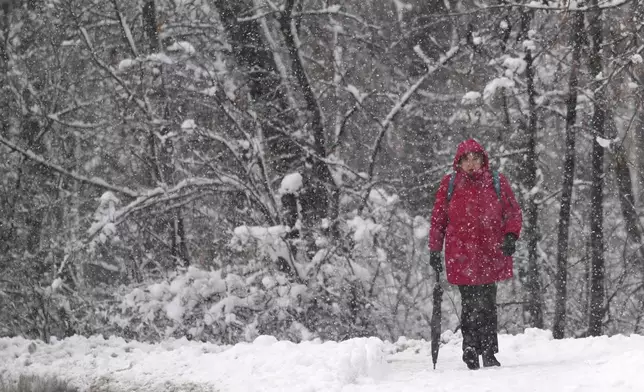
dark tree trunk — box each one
[279,0,339,231]
[214,0,299,176]
[214,1,338,264]
[635,110,644,209]
[614,143,644,272]
[520,8,544,329]
[142,0,159,52]
[21,96,53,269]
[213,0,281,100]
[587,3,606,337]
[142,0,190,267]
[553,12,584,340]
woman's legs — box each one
[459,284,481,369]
[459,283,499,368]
[479,283,498,354]
[459,285,479,353]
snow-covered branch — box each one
[77,25,152,118]
[0,133,249,241]
[49,96,111,118]
[86,177,239,239]
[366,45,461,180]
[295,8,380,30]
[595,42,644,94]
[236,10,279,22]
[46,114,111,129]
[0,134,140,198]
[253,0,298,109]
[112,0,140,58]
[446,0,631,15]
[331,104,360,154]
[237,5,380,29]
[188,89,281,223]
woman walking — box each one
[428,139,522,370]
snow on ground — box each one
[1,329,643,392]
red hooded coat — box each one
[429,139,523,285]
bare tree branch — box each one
[366,45,461,181]
[0,134,140,198]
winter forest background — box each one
[1,0,643,346]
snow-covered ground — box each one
[1,329,643,392]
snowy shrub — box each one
[90,186,444,344]
[0,264,82,344]
[101,267,254,343]
[0,375,77,392]
[341,188,440,339]
[101,252,377,343]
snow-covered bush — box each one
[100,261,374,343]
[104,267,262,343]
[340,188,448,339]
[0,375,78,392]
[91,186,440,344]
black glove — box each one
[501,233,518,256]
[429,251,443,273]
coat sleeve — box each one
[499,173,523,237]
[429,175,451,251]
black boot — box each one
[462,347,480,370]
[482,349,501,367]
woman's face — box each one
[460,152,484,173]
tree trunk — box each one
[214,0,299,177]
[614,141,644,275]
[142,0,159,52]
[142,0,190,267]
[553,12,584,340]
[520,8,544,329]
[633,109,644,207]
[279,0,339,231]
[216,0,339,231]
[214,1,339,266]
[587,2,606,337]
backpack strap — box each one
[447,172,456,203]
[491,170,501,200]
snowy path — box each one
[347,330,643,392]
[1,329,643,392]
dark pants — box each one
[459,283,498,355]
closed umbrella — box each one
[430,269,443,369]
